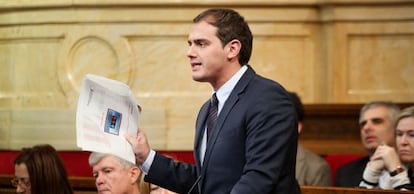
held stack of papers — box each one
[76,74,140,164]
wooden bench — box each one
[301,185,411,194]
[1,174,411,194]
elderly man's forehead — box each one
[364,106,390,117]
[359,106,391,123]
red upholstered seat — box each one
[0,151,19,175]
[59,151,93,177]
[0,150,92,177]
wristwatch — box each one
[390,165,404,177]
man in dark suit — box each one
[127,8,300,194]
[335,101,400,187]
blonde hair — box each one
[138,170,151,194]
[394,106,414,128]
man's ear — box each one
[130,166,140,184]
[226,39,241,60]
[298,121,303,134]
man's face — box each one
[396,116,414,163]
[92,155,137,194]
[359,106,395,153]
[187,21,229,87]
[14,163,31,194]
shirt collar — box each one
[214,65,248,110]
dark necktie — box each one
[206,93,218,141]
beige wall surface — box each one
[0,0,413,151]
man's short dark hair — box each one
[193,8,253,65]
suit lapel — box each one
[194,101,209,168]
[201,66,256,174]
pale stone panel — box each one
[127,36,203,95]
[237,7,319,22]
[12,0,413,9]
[138,109,168,149]
[0,7,203,24]
[0,109,166,150]
[249,23,319,102]
[326,5,414,21]
[7,110,77,150]
[137,96,206,150]
[58,25,139,106]
[348,34,414,94]
[0,7,320,25]
[0,36,67,108]
[0,111,11,148]
[0,41,13,107]
[0,0,322,9]
[167,107,199,150]
[332,22,414,102]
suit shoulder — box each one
[253,73,285,89]
[337,156,369,172]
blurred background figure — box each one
[336,101,400,187]
[89,152,141,194]
[358,105,414,190]
[13,144,74,194]
[395,106,414,188]
[288,91,332,186]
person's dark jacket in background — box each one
[335,156,370,187]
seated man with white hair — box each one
[89,152,141,194]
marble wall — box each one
[0,0,413,151]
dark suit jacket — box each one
[145,66,300,194]
[335,156,370,187]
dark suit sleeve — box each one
[144,153,198,193]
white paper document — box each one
[76,74,139,164]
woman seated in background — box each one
[12,144,73,194]
[359,106,414,190]
[394,106,414,189]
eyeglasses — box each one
[11,177,30,188]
